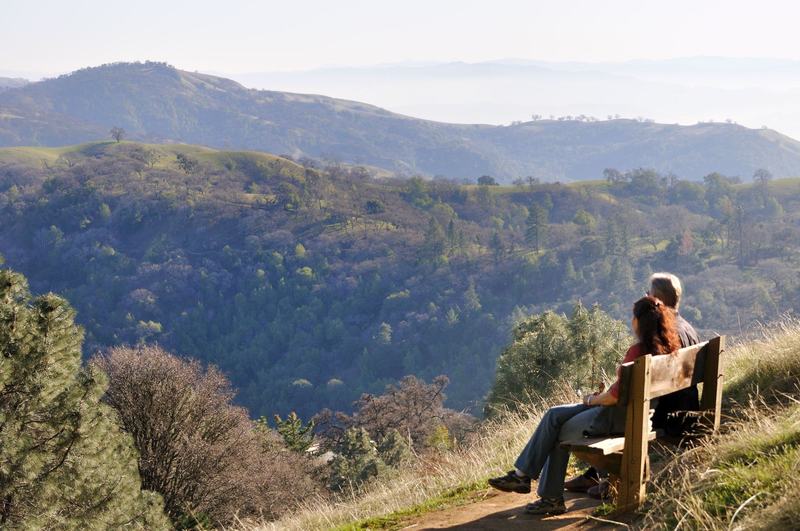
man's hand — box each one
[582,394,595,406]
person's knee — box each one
[543,406,564,428]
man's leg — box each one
[513,403,590,479]
[565,467,599,492]
[537,406,605,499]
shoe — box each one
[488,470,531,494]
[524,497,567,515]
[587,479,611,500]
[564,469,599,492]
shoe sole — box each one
[524,504,567,516]
[488,480,531,494]
[524,508,567,516]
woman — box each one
[488,296,681,515]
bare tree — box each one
[91,345,321,526]
[319,375,475,451]
[110,127,125,143]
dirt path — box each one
[403,490,628,530]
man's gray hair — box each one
[648,272,682,309]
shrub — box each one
[92,345,320,526]
[328,427,385,492]
[485,302,630,415]
[0,270,168,529]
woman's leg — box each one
[513,403,590,479]
[536,406,605,499]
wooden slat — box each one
[647,341,708,399]
[618,342,709,405]
[561,431,657,455]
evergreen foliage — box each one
[377,429,413,467]
[485,302,630,414]
[328,428,385,492]
[0,143,798,419]
[272,412,315,453]
[0,270,169,529]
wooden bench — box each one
[560,336,725,511]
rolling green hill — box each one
[1,141,799,419]
[3,62,800,180]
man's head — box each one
[648,272,682,309]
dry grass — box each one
[236,389,577,531]
[241,320,800,530]
[640,318,800,530]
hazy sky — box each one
[4,0,800,77]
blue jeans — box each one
[513,403,604,499]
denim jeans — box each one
[513,403,605,499]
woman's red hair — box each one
[633,295,681,356]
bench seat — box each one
[561,431,657,455]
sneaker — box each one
[524,497,567,515]
[564,468,599,492]
[587,479,611,500]
[488,470,531,494]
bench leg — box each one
[617,355,652,512]
[617,453,649,511]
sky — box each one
[5,1,800,137]
[3,0,800,77]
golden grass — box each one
[639,318,800,530]
[236,319,800,531]
[238,389,577,531]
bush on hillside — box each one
[485,301,630,415]
[91,345,323,527]
[314,375,477,452]
[0,270,169,529]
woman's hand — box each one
[586,390,618,407]
[582,383,607,406]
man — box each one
[564,272,700,497]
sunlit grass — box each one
[246,320,800,530]
[237,388,577,531]
[641,318,800,530]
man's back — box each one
[653,313,700,434]
[676,314,699,349]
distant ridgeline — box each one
[3,62,800,180]
[0,141,796,418]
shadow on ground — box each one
[415,492,626,530]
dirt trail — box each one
[403,490,628,530]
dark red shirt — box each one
[608,343,644,399]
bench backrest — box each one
[615,335,724,509]
[617,336,725,418]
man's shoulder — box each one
[676,314,700,345]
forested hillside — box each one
[0,141,798,418]
[3,62,800,180]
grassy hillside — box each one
[254,320,800,530]
[2,141,800,421]
[3,62,800,180]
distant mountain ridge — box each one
[0,77,28,91]
[2,61,800,180]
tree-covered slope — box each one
[3,62,800,180]
[1,141,799,419]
